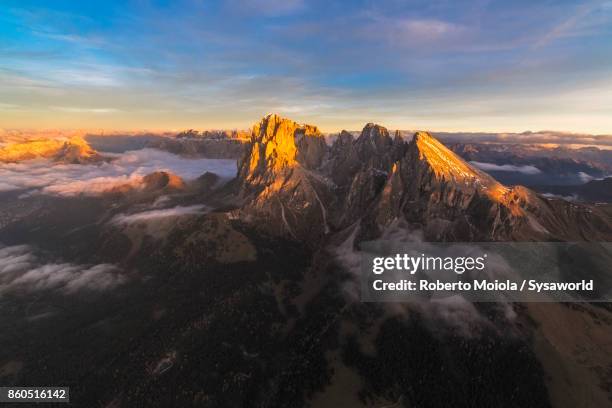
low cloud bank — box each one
[470,161,542,175]
[111,205,208,225]
[541,193,578,201]
[0,148,237,196]
[0,245,125,295]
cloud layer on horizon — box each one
[0,148,236,196]
[434,131,612,148]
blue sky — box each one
[1,0,612,132]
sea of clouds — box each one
[0,148,237,196]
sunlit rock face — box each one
[235,114,612,243]
[237,114,332,241]
[238,113,326,189]
[371,131,522,241]
[0,136,103,164]
[370,131,611,241]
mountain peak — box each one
[363,122,384,130]
[410,130,497,185]
[357,123,393,146]
[352,123,402,168]
[236,115,331,241]
[238,114,326,190]
[254,113,321,143]
[407,131,539,217]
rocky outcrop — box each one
[105,171,186,196]
[142,171,186,192]
[194,172,221,192]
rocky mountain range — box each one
[85,130,249,158]
[234,114,612,243]
[81,127,612,190]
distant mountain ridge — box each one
[536,177,612,203]
[85,132,249,158]
[449,142,611,186]
[0,136,104,164]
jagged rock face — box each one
[371,132,522,240]
[371,132,611,241]
[235,115,612,243]
[238,114,326,192]
[237,114,332,241]
[354,123,399,167]
[327,124,407,226]
[332,124,405,176]
[340,166,388,226]
[327,130,360,186]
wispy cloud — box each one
[227,0,305,16]
[53,106,119,114]
[470,161,542,175]
[532,2,602,48]
[0,103,22,111]
[358,16,466,47]
[541,192,578,201]
[0,244,125,295]
[110,205,208,225]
